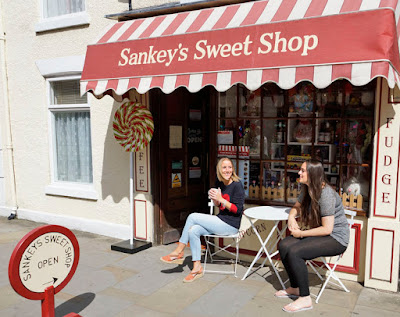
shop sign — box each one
[8,225,80,316]
[135,148,148,192]
[374,115,399,218]
[82,10,399,82]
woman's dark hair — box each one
[300,159,328,228]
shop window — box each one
[45,76,97,200]
[217,80,375,213]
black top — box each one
[215,180,245,229]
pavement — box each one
[1,216,400,317]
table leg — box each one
[242,218,284,288]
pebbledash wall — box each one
[0,0,399,292]
[0,0,174,240]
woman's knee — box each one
[278,237,295,255]
[188,225,202,239]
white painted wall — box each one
[0,0,164,239]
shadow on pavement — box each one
[55,292,95,317]
[161,256,193,273]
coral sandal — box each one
[183,268,204,283]
[160,251,184,265]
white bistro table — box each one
[241,205,291,289]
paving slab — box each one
[137,277,216,314]
[178,276,264,317]
[356,287,400,312]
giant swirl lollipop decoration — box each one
[113,101,154,152]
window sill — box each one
[35,12,90,33]
[45,182,98,200]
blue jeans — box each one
[179,212,238,261]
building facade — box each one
[0,0,399,292]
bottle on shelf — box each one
[318,122,325,143]
[276,121,283,143]
[324,121,332,143]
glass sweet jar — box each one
[293,120,312,143]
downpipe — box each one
[0,0,18,220]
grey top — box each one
[298,186,350,247]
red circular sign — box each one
[8,225,80,300]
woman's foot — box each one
[183,267,204,283]
[274,287,300,298]
[160,251,184,264]
[282,296,313,313]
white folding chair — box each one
[203,200,240,277]
[307,209,357,303]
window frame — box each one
[35,0,89,33]
[45,75,98,200]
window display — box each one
[217,80,375,213]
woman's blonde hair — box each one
[216,157,240,182]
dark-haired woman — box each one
[275,159,350,313]
[160,157,245,283]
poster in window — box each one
[169,125,182,149]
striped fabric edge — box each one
[80,61,400,98]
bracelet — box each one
[221,200,226,209]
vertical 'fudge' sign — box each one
[8,225,79,300]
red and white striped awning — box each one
[81,0,400,99]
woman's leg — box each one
[282,235,346,312]
[278,236,302,293]
[285,235,346,297]
[184,213,237,262]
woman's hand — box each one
[290,228,303,238]
[288,216,300,231]
[208,188,222,205]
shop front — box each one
[81,0,400,291]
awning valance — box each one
[81,0,400,99]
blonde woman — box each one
[160,157,245,282]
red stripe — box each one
[304,0,328,17]
[86,81,98,91]
[240,1,268,26]
[371,61,390,78]
[262,68,280,84]
[118,20,144,41]
[139,15,167,38]
[150,76,165,88]
[175,74,190,88]
[202,73,218,87]
[212,5,238,30]
[331,64,352,81]
[379,0,397,9]
[230,204,238,213]
[295,66,314,83]
[271,0,296,22]
[231,70,247,86]
[340,0,362,13]
[186,8,213,32]
[106,79,119,91]
[162,12,190,35]
[98,23,124,43]
[128,78,141,91]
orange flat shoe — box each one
[183,268,204,283]
[160,251,184,264]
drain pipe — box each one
[0,0,18,219]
